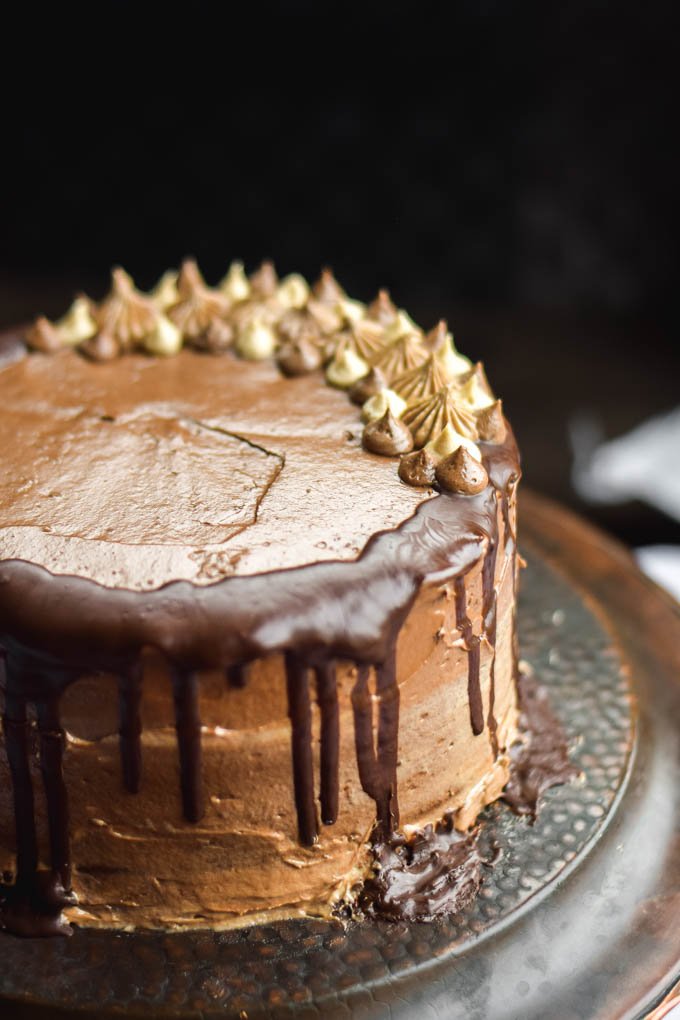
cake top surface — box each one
[0,346,430,589]
[0,260,508,592]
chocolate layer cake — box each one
[0,262,520,936]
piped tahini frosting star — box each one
[95,269,159,350]
[371,328,428,383]
[425,320,472,377]
[401,384,478,449]
[148,270,179,311]
[457,362,495,411]
[167,259,230,341]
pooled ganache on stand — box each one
[0,260,540,937]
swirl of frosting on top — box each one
[401,384,478,449]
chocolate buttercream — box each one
[349,366,388,406]
[477,399,508,443]
[79,331,121,363]
[0,266,526,938]
[362,410,414,456]
[436,447,490,495]
[398,448,437,487]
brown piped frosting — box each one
[349,366,388,406]
[362,409,415,456]
[24,316,63,354]
[191,317,235,355]
[276,337,323,376]
[249,260,279,298]
[79,331,122,363]
[435,446,490,494]
[398,448,437,487]
[276,307,323,348]
[476,399,508,443]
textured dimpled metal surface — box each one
[0,550,636,1019]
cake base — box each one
[2,491,680,1020]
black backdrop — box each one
[1,1,678,542]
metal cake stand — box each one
[1,491,679,1020]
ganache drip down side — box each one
[0,432,520,936]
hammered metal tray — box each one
[1,491,679,1019]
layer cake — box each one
[0,262,521,935]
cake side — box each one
[0,262,521,935]
[0,483,517,930]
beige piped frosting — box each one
[21,257,509,493]
[458,363,495,410]
[219,261,251,304]
[143,315,183,357]
[277,274,310,310]
[426,321,472,379]
[149,270,179,311]
[425,423,482,463]
[383,309,421,344]
[361,388,407,423]
[326,347,370,388]
[236,319,278,361]
[56,295,98,346]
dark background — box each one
[1,2,678,548]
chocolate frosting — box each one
[0,313,524,936]
[398,448,437,487]
[362,409,414,456]
[436,447,490,494]
[349,366,388,406]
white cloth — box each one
[570,406,680,602]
